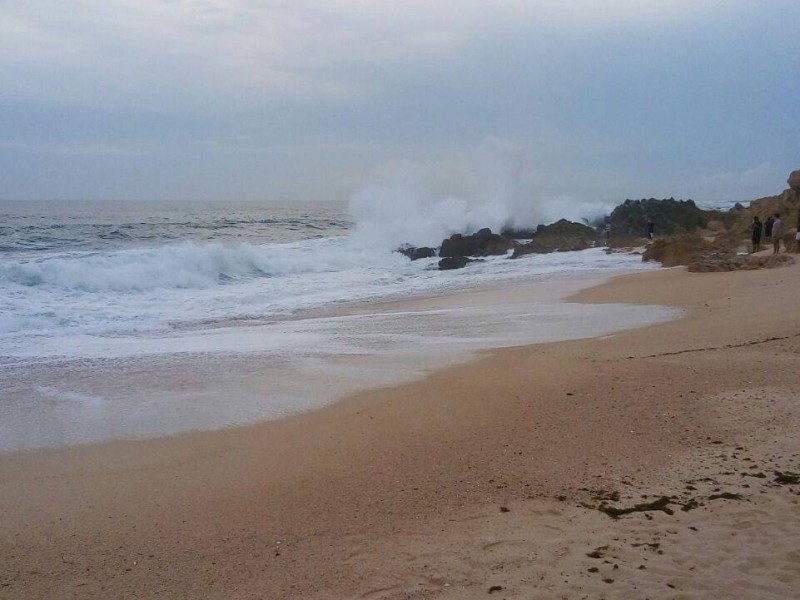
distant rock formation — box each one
[608,198,715,238]
[397,168,800,275]
[439,228,513,258]
[510,219,597,258]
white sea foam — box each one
[1,238,400,292]
[0,241,656,358]
[0,277,681,453]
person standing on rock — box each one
[646,217,655,240]
[751,216,763,253]
[771,213,782,254]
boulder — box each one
[438,256,473,270]
[641,234,722,267]
[439,228,513,258]
[397,246,437,260]
[788,169,800,192]
[510,219,598,258]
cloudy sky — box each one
[1,0,798,208]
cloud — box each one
[0,1,797,202]
[0,0,735,114]
[0,1,467,113]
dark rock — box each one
[708,492,743,501]
[439,229,513,258]
[397,246,437,260]
[500,226,537,239]
[608,198,713,237]
[774,471,800,485]
[438,256,472,270]
[510,219,598,258]
[679,499,700,511]
[586,546,607,559]
[598,495,674,518]
[590,489,620,502]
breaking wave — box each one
[0,238,406,293]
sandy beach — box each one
[1,260,799,599]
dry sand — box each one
[1,261,799,599]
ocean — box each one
[0,198,679,453]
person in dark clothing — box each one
[646,217,655,240]
[764,215,775,243]
[751,216,762,253]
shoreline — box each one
[1,262,799,598]
[0,266,676,455]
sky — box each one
[1,0,798,211]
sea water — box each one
[0,198,679,452]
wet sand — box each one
[1,261,799,599]
[0,273,676,454]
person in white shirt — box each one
[771,213,782,254]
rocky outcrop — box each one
[641,233,795,271]
[500,226,537,239]
[608,198,713,237]
[641,234,723,267]
[510,219,598,258]
[788,170,800,192]
[728,184,800,245]
[439,228,513,258]
[395,169,800,276]
[397,246,437,261]
[688,253,794,272]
